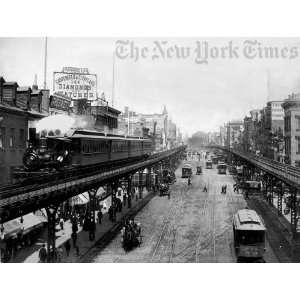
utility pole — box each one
[112,51,115,107]
[43,37,48,90]
[127,109,130,136]
[267,69,271,102]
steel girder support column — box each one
[290,189,298,237]
[146,167,152,192]
[250,166,256,181]
[138,169,144,199]
[153,164,160,192]
[277,183,283,216]
[111,181,118,207]
[45,203,59,263]
[88,188,97,241]
[126,174,132,208]
[270,177,274,206]
[290,188,300,262]
[262,174,268,202]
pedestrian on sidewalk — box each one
[89,221,96,241]
[57,246,63,262]
[59,217,64,231]
[76,246,80,256]
[38,244,47,263]
[108,205,113,221]
[245,190,249,200]
[117,197,122,212]
[97,210,103,224]
[65,240,71,256]
[112,204,117,222]
[71,232,77,248]
[72,220,78,234]
[123,193,127,206]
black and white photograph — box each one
[3,2,300,300]
[2,36,300,264]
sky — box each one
[2,37,300,136]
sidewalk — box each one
[246,193,292,262]
[11,189,154,263]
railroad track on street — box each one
[150,184,186,262]
[195,177,211,262]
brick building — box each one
[0,76,46,185]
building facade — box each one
[282,94,300,166]
[225,120,244,149]
[118,106,170,150]
[0,77,46,184]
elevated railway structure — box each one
[207,145,300,261]
[0,145,186,259]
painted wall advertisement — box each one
[53,67,97,100]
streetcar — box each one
[233,209,266,262]
[196,166,202,175]
[205,160,213,169]
[212,156,218,164]
[182,164,192,178]
[217,163,227,174]
[228,165,237,175]
[244,181,261,192]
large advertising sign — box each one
[53,67,97,100]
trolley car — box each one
[233,209,266,262]
[206,160,213,169]
[217,163,227,174]
[182,164,192,178]
[196,166,202,175]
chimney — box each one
[32,74,38,90]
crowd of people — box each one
[36,184,147,262]
[121,218,142,251]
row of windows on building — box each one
[284,115,300,132]
[0,127,25,149]
[285,136,300,157]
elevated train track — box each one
[209,145,300,188]
[0,146,186,223]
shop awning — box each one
[96,187,105,196]
[2,219,22,239]
[69,192,89,206]
[1,212,47,240]
[22,213,47,234]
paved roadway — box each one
[89,158,278,263]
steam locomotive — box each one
[23,128,154,171]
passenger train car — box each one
[23,129,153,171]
